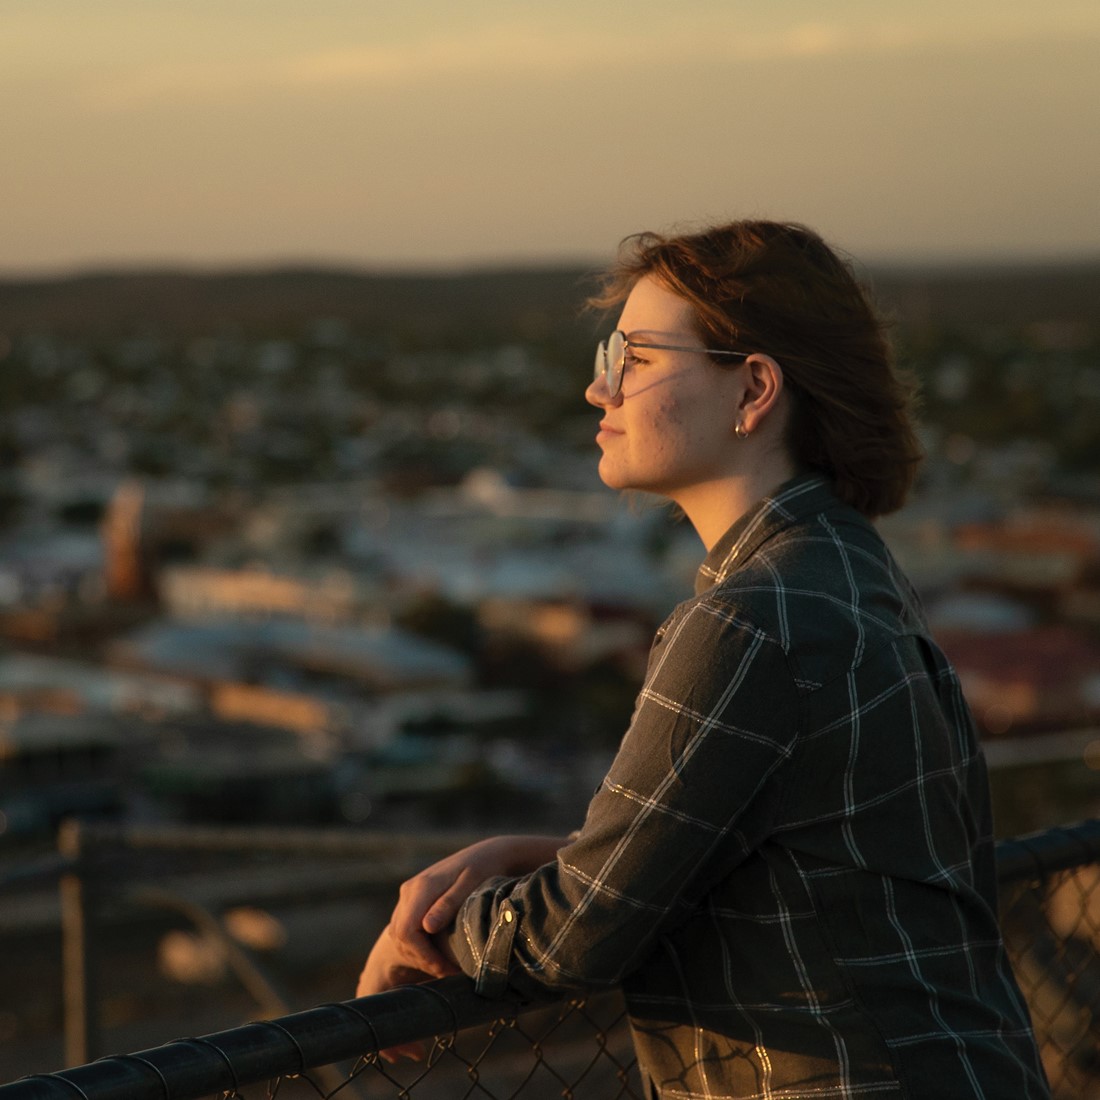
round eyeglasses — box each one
[593,330,750,398]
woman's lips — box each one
[597,420,623,443]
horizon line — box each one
[4,248,1100,283]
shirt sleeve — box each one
[445,594,801,999]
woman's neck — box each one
[676,455,801,552]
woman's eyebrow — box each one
[624,329,678,343]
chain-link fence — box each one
[275,987,640,1100]
[3,978,640,1100]
[3,820,1099,1100]
[997,820,1100,1098]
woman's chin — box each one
[596,463,630,492]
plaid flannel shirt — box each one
[448,474,1050,1099]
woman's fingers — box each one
[403,926,455,977]
[355,930,448,1063]
[392,872,460,972]
[421,869,478,933]
[394,869,452,933]
[378,1040,425,1064]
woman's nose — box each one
[585,374,620,409]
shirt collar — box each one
[694,473,836,595]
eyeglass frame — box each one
[594,329,750,398]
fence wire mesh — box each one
[267,992,640,1100]
[998,822,1100,1099]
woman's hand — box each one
[388,834,569,980]
[356,922,436,998]
[353,835,568,1062]
[354,924,436,1062]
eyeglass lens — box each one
[593,331,625,397]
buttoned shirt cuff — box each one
[445,877,521,999]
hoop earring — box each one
[734,422,749,439]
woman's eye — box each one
[624,352,647,368]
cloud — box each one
[277,23,934,85]
[82,14,1099,113]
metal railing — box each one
[3,820,1100,1100]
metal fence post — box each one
[58,819,100,1067]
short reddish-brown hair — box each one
[589,220,922,518]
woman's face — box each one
[585,275,747,504]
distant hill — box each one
[1,260,1098,340]
[0,267,604,343]
[868,260,1100,333]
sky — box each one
[3,0,1100,274]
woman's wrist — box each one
[494,833,572,875]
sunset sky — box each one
[4,0,1099,274]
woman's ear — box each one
[738,354,784,436]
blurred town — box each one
[1,263,1100,849]
[1,262,1100,1072]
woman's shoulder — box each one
[697,506,927,677]
[711,502,893,595]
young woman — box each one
[358,221,1050,1098]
